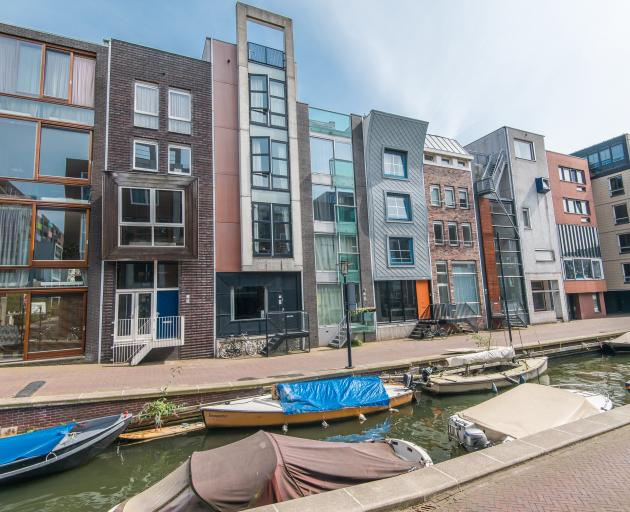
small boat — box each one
[119,421,205,443]
[0,413,132,485]
[416,347,548,395]
[448,383,611,451]
[201,376,412,429]
[601,332,630,354]
[109,430,432,512]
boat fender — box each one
[389,408,399,413]
[491,382,498,394]
[358,414,367,423]
[282,424,288,434]
[321,420,329,429]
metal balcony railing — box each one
[113,315,184,365]
[248,42,285,69]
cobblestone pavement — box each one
[408,425,630,512]
[1,315,628,400]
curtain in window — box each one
[315,236,336,271]
[72,56,95,107]
[0,204,32,266]
[249,76,267,109]
[317,284,343,326]
[44,50,70,99]
[170,92,191,119]
[452,263,480,314]
[136,85,158,114]
[0,37,18,93]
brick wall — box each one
[478,198,501,313]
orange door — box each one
[416,280,430,319]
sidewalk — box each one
[0,316,628,401]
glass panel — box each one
[315,235,336,271]
[611,144,624,162]
[157,262,178,288]
[0,181,90,203]
[337,206,356,223]
[34,208,87,261]
[116,293,133,337]
[308,108,351,138]
[156,190,183,224]
[154,226,184,246]
[592,260,603,279]
[339,235,358,253]
[389,237,413,265]
[433,223,444,243]
[134,142,157,170]
[335,141,352,161]
[43,50,70,99]
[120,226,152,246]
[28,293,84,353]
[452,262,480,313]
[310,137,334,174]
[0,292,26,360]
[121,188,150,222]
[0,95,94,126]
[0,204,32,266]
[599,148,611,166]
[564,260,575,280]
[383,150,406,178]
[72,56,95,107]
[117,262,153,289]
[312,185,335,221]
[169,146,191,175]
[0,36,42,97]
[0,268,86,288]
[269,80,285,98]
[316,284,343,325]
[0,117,36,179]
[386,194,410,220]
[430,186,440,206]
[39,126,90,179]
[514,139,534,160]
[444,188,455,207]
[233,286,265,320]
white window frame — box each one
[433,221,444,245]
[118,186,185,247]
[458,188,469,209]
[133,139,159,172]
[134,82,159,116]
[444,187,456,208]
[429,185,441,207]
[461,223,473,247]
[168,144,192,175]
[447,221,459,246]
[592,293,600,313]
[522,207,531,229]
[513,139,535,161]
[168,88,192,133]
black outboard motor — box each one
[420,367,433,383]
[402,372,414,389]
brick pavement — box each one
[0,315,628,401]
[409,425,630,512]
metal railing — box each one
[263,311,310,356]
[113,315,184,364]
[248,42,285,68]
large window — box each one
[168,145,191,175]
[249,75,268,125]
[133,140,158,172]
[119,188,184,247]
[134,82,159,129]
[317,284,343,326]
[315,235,336,271]
[563,198,590,215]
[312,185,335,222]
[433,221,444,245]
[430,185,440,206]
[233,286,266,320]
[39,126,90,179]
[252,203,291,257]
[388,237,413,266]
[168,89,191,134]
[28,293,84,354]
[458,189,469,208]
[310,137,334,174]
[531,280,555,312]
[0,204,32,266]
[248,75,286,129]
[269,79,286,129]
[271,141,288,190]
[0,117,36,179]
[386,193,411,221]
[383,149,407,178]
[34,208,86,261]
[619,233,630,254]
[514,139,534,160]
[444,187,455,208]
[558,166,585,184]
[452,262,480,314]
[375,280,417,323]
[436,261,450,304]
[251,138,288,191]
[613,204,629,225]
[337,191,356,223]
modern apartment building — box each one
[546,151,606,319]
[466,127,569,326]
[424,135,485,325]
[573,135,630,314]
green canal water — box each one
[1,353,629,512]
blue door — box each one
[156,290,179,340]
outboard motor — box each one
[420,367,433,383]
[402,372,414,389]
[462,428,490,451]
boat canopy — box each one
[0,423,76,466]
[444,347,515,368]
[276,376,390,415]
[117,431,420,512]
[458,383,601,439]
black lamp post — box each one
[340,259,353,369]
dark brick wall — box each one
[102,40,214,360]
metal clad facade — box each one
[558,224,601,258]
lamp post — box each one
[340,259,353,369]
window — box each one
[462,223,473,247]
[0,35,42,97]
[430,185,440,206]
[613,204,629,225]
[269,79,286,129]
[448,222,458,246]
[375,280,417,323]
[134,82,159,129]
[444,187,455,208]
[436,261,450,304]
[317,284,343,325]
[433,221,444,245]
[119,188,184,247]
[133,140,158,171]
[168,89,191,134]
[312,185,335,222]
[458,189,469,208]
[619,233,630,254]
[335,141,353,161]
[271,141,288,190]
[424,154,434,162]
[558,166,585,184]
[522,208,531,229]
[315,235,336,271]
[514,139,534,160]
[43,49,70,100]
[452,262,480,314]
[587,153,599,168]
[168,145,191,175]
[441,157,451,165]
[0,204,32,266]
[249,74,268,125]
[252,139,289,190]
[457,160,467,168]
[609,176,624,197]
[386,193,411,221]
[383,149,407,178]
[623,263,630,284]
[252,203,291,257]
[34,208,86,261]
[599,147,611,166]
[563,198,590,215]
[310,137,334,174]
[28,293,84,353]
[336,190,356,223]
[592,259,603,279]
[0,117,37,179]
[592,293,601,313]
[39,126,90,179]
[72,56,96,108]
[388,237,413,266]
[531,280,555,312]
[251,137,270,187]
[563,259,575,280]
[611,144,624,163]
[233,286,266,320]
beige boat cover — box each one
[444,347,515,368]
[609,332,630,345]
[458,383,601,439]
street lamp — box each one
[339,259,353,369]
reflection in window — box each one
[310,137,334,174]
[383,149,407,178]
[0,292,25,360]
[34,208,86,261]
[0,204,32,266]
[134,140,158,171]
[317,284,343,325]
[233,286,265,320]
[312,185,335,222]
[0,117,37,179]
[315,235,336,271]
[39,126,90,179]
[168,145,191,175]
[28,293,84,353]
[0,180,89,203]
[0,268,86,288]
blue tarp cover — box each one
[0,423,76,466]
[277,376,390,415]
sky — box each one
[4,0,630,153]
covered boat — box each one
[109,430,432,512]
[0,413,132,484]
[417,347,548,394]
[602,332,630,354]
[201,376,412,428]
[448,383,609,451]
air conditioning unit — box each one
[535,177,550,193]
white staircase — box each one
[112,316,185,365]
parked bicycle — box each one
[415,322,448,339]
[218,333,258,358]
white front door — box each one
[116,291,153,340]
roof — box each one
[425,134,471,158]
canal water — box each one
[1,353,629,512]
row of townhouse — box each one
[0,3,624,365]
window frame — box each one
[447,221,459,246]
[167,88,192,134]
[613,203,629,225]
[383,149,408,179]
[609,175,624,197]
[133,139,159,172]
[618,233,630,255]
[461,223,473,247]
[522,207,531,229]
[433,221,444,245]
[623,263,630,284]
[248,74,269,126]
[268,78,287,130]
[385,192,412,222]
[167,144,192,176]
[435,261,450,304]
[429,185,441,207]
[458,188,469,209]
[387,236,414,267]
[231,285,268,321]
[252,202,293,258]
[444,187,456,208]
[133,81,159,120]
[513,139,535,161]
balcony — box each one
[248,42,285,69]
[113,315,184,365]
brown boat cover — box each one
[189,430,418,511]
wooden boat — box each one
[0,413,132,485]
[119,421,205,443]
[201,376,413,429]
[601,332,630,354]
[109,430,432,512]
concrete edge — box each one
[0,330,624,409]
[246,404,630,512]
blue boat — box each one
[0,413,132,484]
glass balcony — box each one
[309,107,352,138]
[248,42,285,69]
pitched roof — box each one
[425,134,471,157]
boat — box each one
[415,347,548,395]
[109,430,432,512]
[201,376,413,429]
[0,412,132,485]
[601,332,630,354]
[448,383,611,451]
[119,421,205,443]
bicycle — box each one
[218,333,258,358]
[416,322,448,339]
